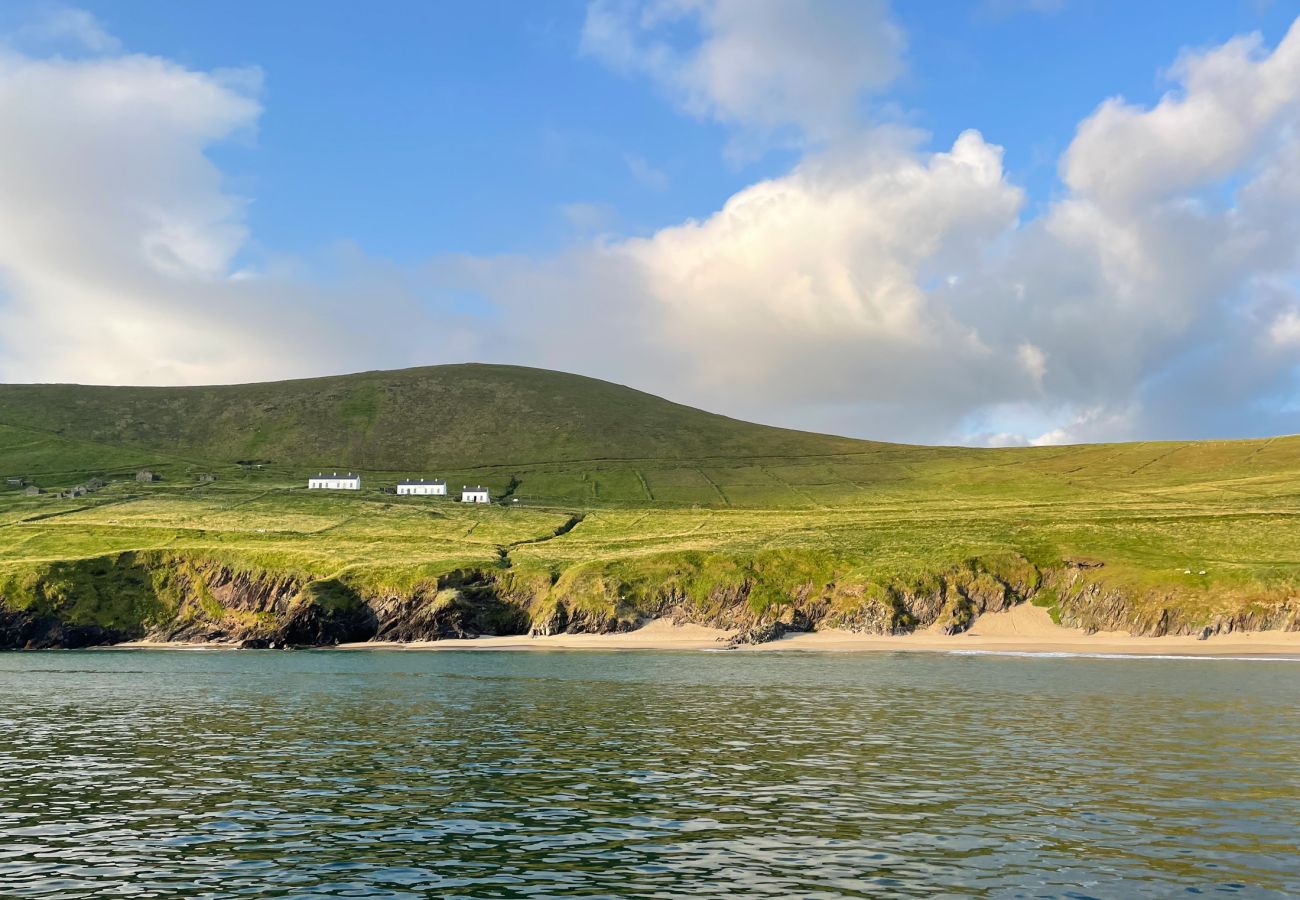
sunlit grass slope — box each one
[1,363,1297,511]
[1,364,1298,641]
[0,463,1296,638]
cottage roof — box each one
[399,478,446,486]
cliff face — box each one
[0,551,1296,649]
[0,607,131,649]
[1043,564,1300,637]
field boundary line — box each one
[694,469,730,506]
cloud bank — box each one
[0,26,468,386]
[0,6,1297,446]
[581,0,903,148]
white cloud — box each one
[621,129,1022,390]
[987,18,1300,441]
[1017,343,1047,386]
[14,7,120,54]
[581,0,904,145]
[1271,310,1300,347]
[1028,407,1137,447]
[2,9,1299,448]
[475,17,1300,443]
[0,37,458,386]
[455,128,1034,434]
[1062,23,1300,213]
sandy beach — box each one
[324,605,1300,657]
[335,619,731,653]
[755,603,1300,657]
[113,606,1300,656]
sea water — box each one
[0,649,1297,898]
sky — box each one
[0,0,1298,446]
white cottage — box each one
[461,485,491,503]
[397,478,447,496]
[308,471,361,490]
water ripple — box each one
[0,650,1296,897]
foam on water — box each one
[943,649,1300,662]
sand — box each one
[111,640,238,650]
[335,618,731,652]
[750,604,1300,657]
[112,608,1300,657]
[334,606,1300,657]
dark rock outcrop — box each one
[371,572,529,641]
[0,608,132,650]
[2,549,1297,649]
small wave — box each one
[942,649,1300,662]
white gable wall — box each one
[308,475,361,490]
[398,482,446,495]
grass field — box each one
[1,365,1298,642]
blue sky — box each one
[7,0,1290,261]
[0,1,1297,444]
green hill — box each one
[1,364,1298,648]
[0,363,1298,510]
[0,363,871,472]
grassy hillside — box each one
[0,364,1298,645]
[0,364,872,474]
[0,467,1296,644]
[2,363,1298,510]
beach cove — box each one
[118,604,1300,658]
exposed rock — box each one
[528,598,629,637]
[372,575,528,641]
[730,620,789,645]
[0,609,131,650]
[1042,568,1300,636]
[280,593,376,646]
[1,550,1297,649]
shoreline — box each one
[110,606,1300,658]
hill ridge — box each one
[0,362,876,473]
[2,363,1298,509]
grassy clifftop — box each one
[0,364,1298,646]
[0,363,872,472]
[0,479,1296,646]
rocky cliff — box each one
[0,550,1296,649]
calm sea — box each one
[0,649,1297,898]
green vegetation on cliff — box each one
[0,364,1298,645]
